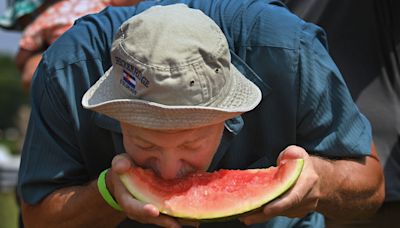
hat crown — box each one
[82,4,262,130]
[111,4,232,106]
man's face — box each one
[121,122,225,180]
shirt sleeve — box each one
[296,21,372,157]
[209,0,372,158]
[17,5,138,205]
[18,60,89,204]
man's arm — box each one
[20,177,177,227]
[314,143,384,219]
[21,180,126,228]
[21,155,188,228]
[240,144,384,225]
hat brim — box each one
[82,64,261,130]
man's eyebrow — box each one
[181,137,204,145]
[134,134,205,146]
[134,135,155,145]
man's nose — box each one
[157,152,184,180]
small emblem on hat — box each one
[115,56,150,89]
[121,69,137,94]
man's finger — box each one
[121,194,181,228]
[277,145,308,165]
[177,218,200,227]
[112,153,133,174]
[119,190,157,216]
[239,212,272,226]
[150,214,182,228]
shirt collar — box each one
[94,113,121,133]
[230,50,271,98]
[224,50,271,135]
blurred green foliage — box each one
[0,192,19,228]
[0,139,19,155]
[0,55,28,129]
[0,55,23,228]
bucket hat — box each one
[82,4,262,130]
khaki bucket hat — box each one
[82,4,262,130]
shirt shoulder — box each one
[40,6,134,74]
[204,0,324,50]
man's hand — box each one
[109,154,198,228]
[239,144,384,225]
[239,145,320,225]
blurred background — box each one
[0,1,26,228]
[0,0,398,228]
[0,0,131,227]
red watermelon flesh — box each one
[119,158,304,220]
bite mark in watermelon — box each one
[119,158,304,220]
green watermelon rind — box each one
[120,159,304,220]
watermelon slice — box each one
[119,158,304,220]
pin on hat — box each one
[82,4,262,129]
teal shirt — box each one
[18,0,371,227]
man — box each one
[18,1,384,227]
[284,0,400,227]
